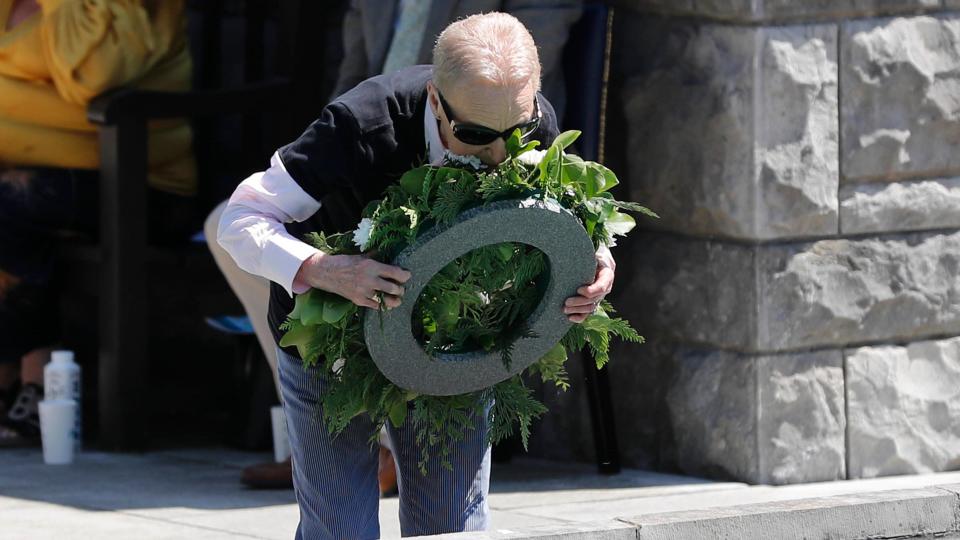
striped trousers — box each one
[276,347,491,539]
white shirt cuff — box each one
[597,243,616,270]
[261,232,320,297]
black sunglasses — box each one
[436,90,541,146]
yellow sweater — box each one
[0,0,195,195]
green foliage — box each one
[505,128,541,156]
[431,172,478,224]
[280,131,656,472]
[485,377,548,451]
[528,343,570,390]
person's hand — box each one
[296,253,411,310]
[564,247,616,323]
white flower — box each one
[442,150,485,170]
[352,218,374,250]
[516,149,547,167]
[603,212,635,249]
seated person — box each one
[0,0,195,445]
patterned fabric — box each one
[276,346,491,539]
[381,0,433,76]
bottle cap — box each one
[51,350,75,365]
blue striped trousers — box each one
[276,347,491,539]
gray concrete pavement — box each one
[3,446,960,539]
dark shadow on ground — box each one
[0,447,716,513]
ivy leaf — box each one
[553,130,581,151]
[561,155,587,186]
[587,163,619,194]
[299,290,326,326]
[537,145,561,188]
[289,292,306,320]
[388,399,407,428]
[278,319,312,348]
[605,211,636,237]
[322,295,354,324]
[505,129,539,156]
[400,166,430,196]
[517,140,540,155]
[506,129,523,155]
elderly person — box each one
[218,13,614,538]
[206,0,582,493]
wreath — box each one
[279,130,657,472]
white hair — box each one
[432,12,542,94]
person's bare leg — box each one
[20,347,51,386]
[204,202,279,393]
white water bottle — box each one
[44,350,82,452]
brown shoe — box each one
[241,457,293,489]
[379,446,398,497]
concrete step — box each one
[428,483,960,540]
[6,447,960,539]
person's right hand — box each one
[295,253,411,310]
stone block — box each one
[621,20,838,241]
[840,177,960,234]
[841,15,960,182]
[759,0,942,21]
[757,353,847,483]
[846,337,960,478]
[621,230,960,352]
[624,0,943,22]
[666,348,845,484]
[759,231,960,350]
[619,232,757,351]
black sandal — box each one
[0,382,42,447]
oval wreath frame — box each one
[363,197,597,396]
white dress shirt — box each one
[218,99,613,298]
[217,102,446,296]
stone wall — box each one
[533,1,960,484]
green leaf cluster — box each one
[280,130,656,472]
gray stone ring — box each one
[363,198,596,396]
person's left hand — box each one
[564,246,616,323]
